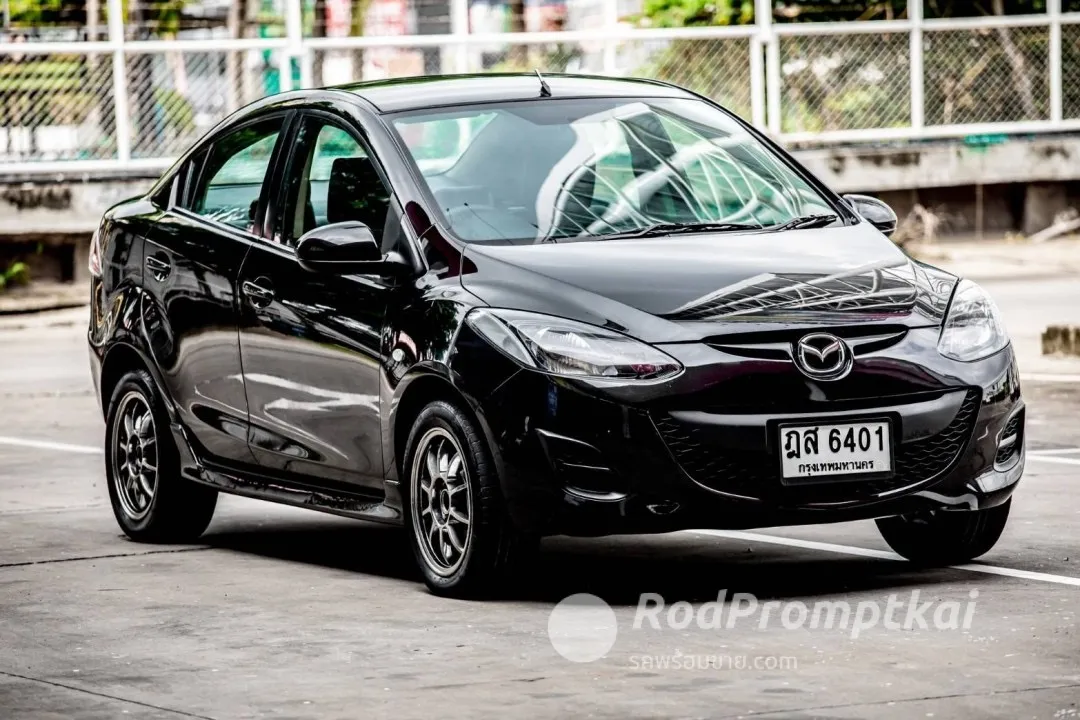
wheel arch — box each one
[392,372,477,481]
[99,341,178,423]
[388,362,511,496]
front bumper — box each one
[455,325,1025,537]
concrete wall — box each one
[796,135,1080,195]
[0,177,154,235]
[0,178,153,283]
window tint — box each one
[175,149,207,209]
[188,118,284,231]
[282,118,393,247]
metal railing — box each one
[1,0,1079,176]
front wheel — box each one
[876,499,1011,565]
[403,400,535,597]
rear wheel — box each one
[876,499,1011,565]
[105,370,217,543]
[404,400,535,597]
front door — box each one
[142,114,287,466]
[237,113,400,491]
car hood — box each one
[458,223,957,344]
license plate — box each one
[778,420,892,482]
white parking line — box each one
[1028,447,1080,466]
[1028,454,1080,466]
[0,436,102,455]
[692,530,1080,587]
[693,530,898,561]
[3,435,1080,587]
[1020,373,1080,383]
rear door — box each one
[236,110,403,492]
[142,113,289,466]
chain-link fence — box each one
[0,50,116,162]
[923,25,1050,126]
[310,39,603,82]
[1063,23,1080,120]
[632,38,754,121]
[779,32,911,134]
[126,47,288,158]
[3,3,1080,172]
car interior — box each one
[406,103,835,243]
[286,127,398,253]
[415,107,748,242]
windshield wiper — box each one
[594,221,763,240]
[766,214,839,232]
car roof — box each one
[331,73,696,113]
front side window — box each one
[188,117,284,231]
[391,98,836,244]
[281,118,393,247]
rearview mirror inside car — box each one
[843,194,898,238]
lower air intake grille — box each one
[653,390,980,502]
[994,411,1024,466]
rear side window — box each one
[187,118,284,232]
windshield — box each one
[391,97,837,244]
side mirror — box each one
[296,221,408,276]
[843,194,898,238]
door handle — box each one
[242,279,275,308]
[145,255,171,281]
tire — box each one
[105,369,218,543]
[403,400,536,597]
[876,499,1011,565]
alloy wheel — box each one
[111,390,159,521]
[411,427,474,577]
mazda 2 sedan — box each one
[88,74,1024,596]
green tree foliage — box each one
[7,0,66,25]
[633,2,755,118]
[0,261,29,292]
[639,0,753,27]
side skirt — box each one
[170,423,403,525]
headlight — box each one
[465,308,682,381]
[937,279,1009,361]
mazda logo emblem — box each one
[794,333,852,381]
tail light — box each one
[88,228,102,278]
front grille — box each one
[653,390,980,503]
[994,411,1024,466]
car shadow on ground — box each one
[201,516,983,605]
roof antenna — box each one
[534,69,552,98]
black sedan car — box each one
[88,74,1024,596]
